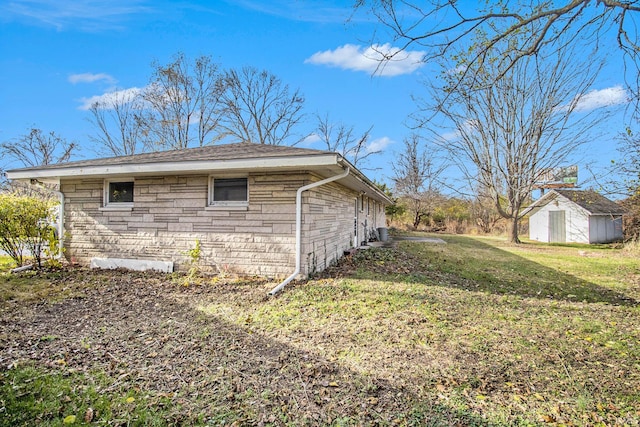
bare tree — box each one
[472,185,504,234]
[392,134,446,228]
[1,128,77,168]
[140,53,225,151]
[315,113,376,167]
[355,1,640,105]
[219,66,305,145]
[597,127,640,241]
[425,31,607,243]
[88,89,144,156]
[615,127,640,196]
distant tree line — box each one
[1,52,379,180]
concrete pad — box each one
[394,236,447,244]
[90,257,174,273]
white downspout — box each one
[30,180,64,259]
[52,190,64,259]
[268,167,350,296]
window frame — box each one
[208,175,249,208]
[103,178,135,210]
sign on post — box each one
[533,165,578,189]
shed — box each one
[6,143,391,285]
[524,189,624,244]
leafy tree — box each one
[432,197,471,233]
[139,53,225,151]
[315,113,377,167]
[0,193,56,267]
[375,180,405,224]
[219,66,305,145]
[0,129,71,261]
[423,28,607,243]
[355,0,640,108]
[392,134,446,229]
[1,128,77,169]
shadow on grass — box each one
[0,270,498,426]
[347,236,638,307]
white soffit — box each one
[7,154,340,180]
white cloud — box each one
[367,136,394,153]
[78,87,142,110]
[301,133,322,146]
[233,0,351,23]
[69,72,116,84]
[305,43,426,77]
[572,85,629,112]
[439,130,461,142]
[1,0,151,31]
[439,119,478,142]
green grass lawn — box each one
[0,255,15,271]
[1,237,639,426]
[0,256,95,305]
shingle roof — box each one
[6,142,393,205]
[8,142,333,172]
[554,190,625,215]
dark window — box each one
[213,178,248,202]
[108,181,134,203]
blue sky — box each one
[0,0,632,190]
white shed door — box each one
[549,210,566,243]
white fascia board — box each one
[5,171,61,184]
[7,154,340,180]
[335,157,392,205]
[521,191,558,216]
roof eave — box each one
[6,154,340,181]
[554,191,623,216]
[521,190,559,216]
[336,157,392,205]
[7,154,392,205]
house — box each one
[7,143,390,287]
[525,189,624,244]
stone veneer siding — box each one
[60,171,386,278]
[303,181,385,275]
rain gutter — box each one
[268,166,350,296]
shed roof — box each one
[6,142,391,204]
[524,189,625,216]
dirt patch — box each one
[0,268,469,425]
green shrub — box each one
[0,193,57,267]
[183,239,202,285]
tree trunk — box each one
[509,216,521,244]
[413,212,421,229]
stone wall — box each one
[301,178,387,276]
[61,173,303,277]
[60,171,386,278]
[302,181,354,276]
